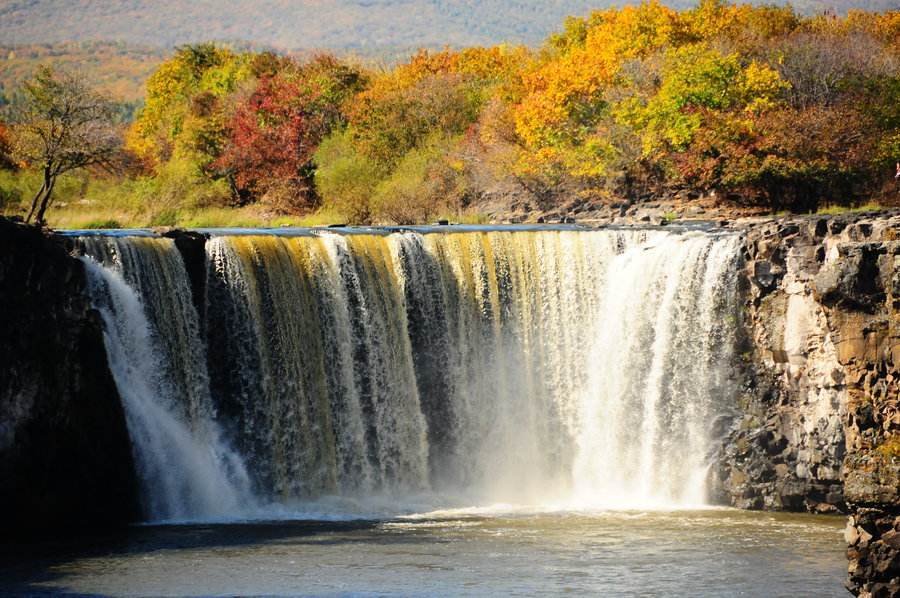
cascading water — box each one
[78,227,742,521]
[80,238,256,521]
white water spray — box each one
[81,240,256,521]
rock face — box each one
[162,228,209,327]
[0,218,139,536]
[712,212,899,596]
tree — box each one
[346,47,518,174]
[126,44,249,168]
[212,74,325,210]
[774,30,893,109]
[211,55,364,211]
[0,119,15,171]
[11,67,121,224]
[620,44,787,156]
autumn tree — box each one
[7,3,896,224]
[212,75,325,210]
[774,30,893,109]
[0,119,15,171]
[315,46,524,223]
[619,44,787,156]
[211,54,364,211]
[126,44,249,168]
[10,67,121,224]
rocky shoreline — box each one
[0,212,897,594]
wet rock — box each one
[752,260,780,290]
[846,508,900,597]
[163,229,209,326]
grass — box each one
[0,169,367,230]
[6,200,491,230]
[80,218,124,229]
[175,206,353,229]
[1,167,492,229]
[449,211,491,225]
[815,202,886,215]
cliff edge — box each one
[712,212,899,596]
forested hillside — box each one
[0,42,166,116]
[1,0,895,49]
[1,2,899,228]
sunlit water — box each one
[1,509,844,597]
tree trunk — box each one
[34,171,56,225]
[24,179,47,224]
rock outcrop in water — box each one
[715,212,899,596]
[0,218,140,535]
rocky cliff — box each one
[713,212,899,596]
[0,218,139,536]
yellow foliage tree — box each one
[515,1,679,150]
[126,44,250,168]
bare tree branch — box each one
[10,66,123,224]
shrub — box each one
[313,129,381,224]
[372,136,467,224]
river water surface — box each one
[1,508,845,597]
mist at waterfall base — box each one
[79,227,744,522]
[1,227,849,597]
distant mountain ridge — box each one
[1,0,897,49]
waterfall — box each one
[570,232,742,507]
[78,228,742,520]
[81,238,256,521]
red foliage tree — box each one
[213,74,329,211]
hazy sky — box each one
[1,0,895,49]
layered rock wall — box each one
[714,212,899,596]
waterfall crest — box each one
[79,228,742,520]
